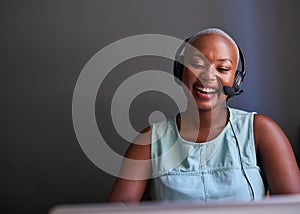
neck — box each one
[180,104,228,130]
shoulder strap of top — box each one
[228,108,257,166]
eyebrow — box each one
[189,51,233,64]
[218,58,233,64]
[190,52,205,58]
[190,54,233,64]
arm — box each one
[254,114,300,194]
[108,127,151,202]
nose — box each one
[198,65,217,82]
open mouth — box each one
[195,86,217,94]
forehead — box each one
[186,33,238,61]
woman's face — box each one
[181,33,238,111]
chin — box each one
[195,99,226,112]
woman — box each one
[108,28,300,202]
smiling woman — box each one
[108,28,300,203]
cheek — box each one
[219,73,235,87]
[181,68,196,85]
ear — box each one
[232,70,244,92]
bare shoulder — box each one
[118,125,152,180]
[124,126,152,160]
[253,114,300,194]
[253,114,290,148]
[108,126,152,202]
[254,114,283,137]
[253,113,292,159]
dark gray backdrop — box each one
[1,0,300,213]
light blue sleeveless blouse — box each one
[150,108,266,202]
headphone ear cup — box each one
[173,55,184,84]
[233,70,244,92]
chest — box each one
[178,126,225,143]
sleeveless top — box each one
[150,107,266,202]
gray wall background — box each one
[1,0,300,213]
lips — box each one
[195,86,217,94]
[192,84,219,100]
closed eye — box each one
[191,63,205,69]
[217,67,230,72]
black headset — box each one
[173,33,246,98]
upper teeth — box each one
[196,87,216,93]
